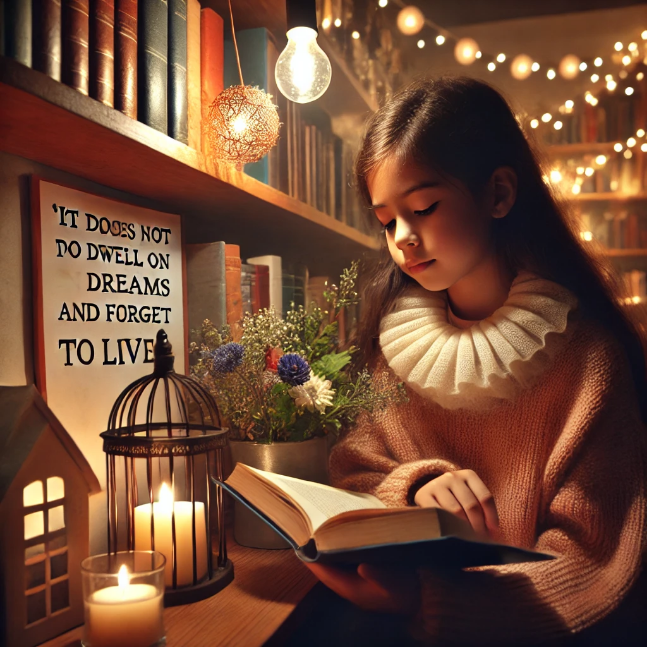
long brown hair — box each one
[353,76,647,417]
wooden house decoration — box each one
[0,385,101,647]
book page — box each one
[248,467,385,532]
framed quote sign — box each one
[31,178,187,484]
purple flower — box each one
[277,354,311,386]
[212,343,244,374]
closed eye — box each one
[414,202,439,216]
[381,220,396,233]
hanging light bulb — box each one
[511,54,533,79]
[487,62,496,72]
[559,54,580,79]
[397,6,425,35]
[594,57,603,67]
[531,62,540,72]
[547,68,556,80]
[454,38,479,65]
[530,119,539,128]
[497,53,506,63]
[436,34,446,45]
[275,1,332,104]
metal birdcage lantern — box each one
[100,329,233,606]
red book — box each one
[225,244,243,341]
[115,0,138,118]
[253,265,270,313]
[90,0,115,106]
[33,0,62,81]
[200,8,224,156]
[62,0,90,95]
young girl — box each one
[305,77,647,644]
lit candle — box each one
[134,483,208,587]
[84,565,164,647]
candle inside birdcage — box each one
[100,330,233,605]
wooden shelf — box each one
[570,192,647,202]
[605,248,647,258]
[546,142,620,156]
[0,57,379,275]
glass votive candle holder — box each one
[81,551,166,647]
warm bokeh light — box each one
[488,62,496,71]
[622,55,631,65]
[530,119,539,128]
[554,121,563,130]
[580,231,593,241]
[614,41,623,51]
[591,74,599,82]
[614,142,623,152]
[334,18,341,27]
[379,0,388,7]
[627,137,637,147]
[511,54,533,79]
[579,62,587,71]
[559,54,580,79]
[628,42,638,52]
[584,167,594,177]
[565,100,574,109]
[595,155,607,165]
[594,57,603,66]
[607,80,617,91]
[322,17,331,29]
[454,38,479,65]
[352,31,360,39]
[637,129,646,137]
[531,62,540,72]
[397,6,425,35]
[547,68,556,80]
[541,112,552,123]
[572,184,581,195]
[550,170,562,183]
[436,34,445,45]
[497,53,506,63]
[417,39,425,48]
[624,149,633,159]
[625,87,634,96]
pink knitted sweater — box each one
[329,276,647,644]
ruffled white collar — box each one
[379,273,578,410]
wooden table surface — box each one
[40,541,317,647]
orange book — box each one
[200,8,224,156]
[225,244,243,341]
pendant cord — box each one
[228,0,244,86]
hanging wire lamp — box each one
[205,0,280,169]
[100,330,233,606]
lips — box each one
[407,259,435,274]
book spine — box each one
[90,0,115,106]
[185,242,227,333]
[200,7,223,155]
[168,0,187,143]
[33,0,62,80]
[225,244,243,341]
[186,0,200,150]
[138,0,168,133]
[255,266,270,311]
[62,0,90,94]
[114,0,137,118]
[6,0,32,66]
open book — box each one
[217,464,554,568]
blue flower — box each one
[277,354,311,386]
[212,343,244,374]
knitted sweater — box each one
[329,274,647,644]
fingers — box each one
[445,478,488,536]
[462,471,500,536]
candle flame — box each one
[159,482,174,510]
[117,564,130,589]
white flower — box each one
[288,371,335,413]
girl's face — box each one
[367,156,500,293]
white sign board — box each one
[32,178,186,485]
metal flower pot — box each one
[228,436,330,549]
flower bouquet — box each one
[190,262,406,443]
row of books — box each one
[581,209,647,249]
[541,63,646,146]
[186,242,356,344]
[563,153,646,196]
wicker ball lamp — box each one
[100,330,233,606]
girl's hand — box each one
[414,469,500,539]
[304,562,420,615]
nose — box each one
[393,218,420,250]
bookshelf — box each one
[572,192,647,202]
[0,56,380,276]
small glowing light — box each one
[642,30,647,40]
[232,115,248,134]
[628,137,637,147]
[554,121,563,130]
[379,0,388,7]
[547,68,556,80]
[575,176,584,185]
[159,482,174,509]
[436,34,445,45]
[638,129,645,137]
[322,17,331,29]
[550,170,562,183]
[615,42,623,51]
[397,5,425,35]
[605,74,613,81]
[594,57,603,67]
[417,39,425,48]
[531,62,540,72]
[589,96,598,106]
[530,119,539,129]
[475,50,482,59]
[622,55,631,65]
[614,142,623,152]
[565,100,574,109]
[455,38,480,65]
[642,143,647,152]
[572,184,582,195]
[576,167,585,175]
[626,87,635,95]
[542,112,552,123]
[559,54,580,79]
[585,167,594,177]
[628,42,638,52]
[633,296,642,304]
[497,53,506,63]
[607,80,617,91]
[352,30,360,39]
[580,231,593,241]
[334,18,341,27]
[591,74,600,82]
[488,62,496,71]
[118,565,130,589]
[624,149,633,159]
[579,62,587,71]
[595,155,607,165]
[638,72,645,81]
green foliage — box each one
[190,261,407,443]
